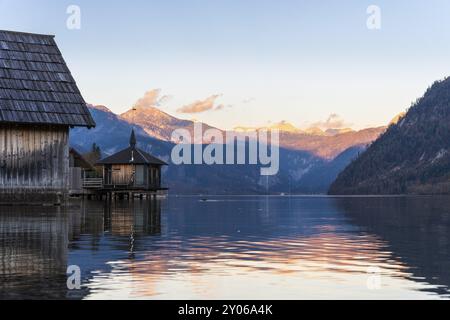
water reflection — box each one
[335,196,450,298]
[0,199,161,300]
[0,196,450,299]
[0,206,68,299]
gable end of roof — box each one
[0,30,96,128]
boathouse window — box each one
[135,165,145,186]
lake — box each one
[1,196,450,300]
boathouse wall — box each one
[0,124,70,203]
[103,164,162,188]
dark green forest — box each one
[329,77,450,195]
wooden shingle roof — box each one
[0,30,95,127]
[97,130,167,166]
[97,146,168,166]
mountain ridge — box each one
[71,103,387,194]
[329,77,450,195]
[117,104,386,159]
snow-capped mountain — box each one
[70,104,385,194]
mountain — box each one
[295,145,365,193]
[121,106,385,159]
[71,106,322,194]
[389,112,406,126]
[121,105,218,142]
[329,78,450,195]
[304,126,326,136]
[234,122,356,137]
[325,128,354,136]
[71,104,384,194]
[71,105,172,162]
[234,121,302,134]
[276,127,384,159]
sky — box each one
[1,0,450,130]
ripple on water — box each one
[1,196,450,299]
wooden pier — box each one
[71,177,168,200]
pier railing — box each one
[82,178,103,189]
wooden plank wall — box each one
[0,124,69,202]
[111,164,133,185]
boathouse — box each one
[96,130,167,193]
[0,30,95,203]
[69,148,98,195]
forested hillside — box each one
[329,78,450,195]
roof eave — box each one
[0,29,55,38]
[96,161,167,165]
[0,120,96,128]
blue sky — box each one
[1,0,450,129]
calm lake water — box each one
[1,195,450,300]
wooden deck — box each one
[69,177,168,200]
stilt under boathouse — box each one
[93,130,168,200]
[0,30,96,204]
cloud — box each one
[310,114,352,130]
[134,89,171,109]
[177,94,224,114]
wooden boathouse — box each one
[0,30,96,204]
[91,130,167,199]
